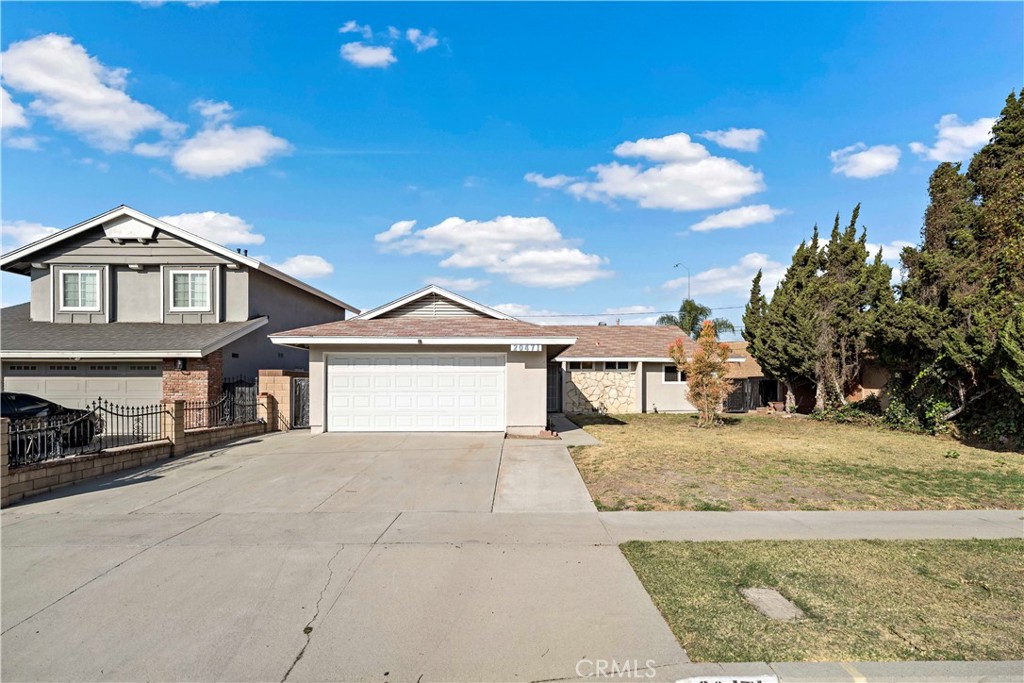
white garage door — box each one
[1,362,163,409]
[326,353,505,432]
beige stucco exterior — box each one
[307,344,549,435]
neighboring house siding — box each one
[113,266,161,322]
[29,267,49,322]
[221,269,347,378]
[564,367,636,413]
[377,293,488,319]
[28,228,231,267]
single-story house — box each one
[0,205,359,408]
[544,325,699,414]
[721,341,785,412]
[271,285,577,435]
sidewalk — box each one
[600,509,1024,542]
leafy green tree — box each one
[668,321,732,428]
[657,298,736,339]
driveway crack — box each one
[281,544,347,682]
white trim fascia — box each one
[270,335,578,347]
[555,356,673,362]
[0,205,359,314]
[352,284,515,321]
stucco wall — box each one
[113,266,161,322]
[641,362,696,412]
[564,368,636,413]
[305,344,547,434]
[221,269,348,378]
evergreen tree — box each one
[742,270,767,350]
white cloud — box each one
[375,215,612,288]
[4,135,41,150]
[387,26,401,40]
[1,220,60,250]
[909,114,995,162]
[865,240,915,263]
[530,132,766,211]
[830,143,901,179]
[406,28,439,52]
[341,43,397,68]
[339,20,373,40]
[0,34,185,152]
[690,204,788,232]
[614,132,710,162]
[265,254,333,279]
[171,103,292,178]
[1,87,29,129]
[158,211,266,245]
[524,172,576,189]
[494,303,659,326]
[375,219,417,243]
[132,141,173,157]
[663,253,786,297]
[699,128,766,152]
[426,276,489,292]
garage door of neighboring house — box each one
[326,353,505,432]
[1,362,163,409]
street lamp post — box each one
[673,263,690,300]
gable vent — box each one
[377,292,489,319]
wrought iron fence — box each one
[7,400,167,469]
[183,378,261,430]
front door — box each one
[546,363,563,413]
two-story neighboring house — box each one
[0,205,358,408]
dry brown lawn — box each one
[568,413,1024,511]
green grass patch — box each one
[621,539,1024,662]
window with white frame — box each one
[567,361,595,371]
[663,364,687,383]
[170,270,210,311]
[60,270,100,311]
[604,361,630,371]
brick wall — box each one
[258,369,307,431]
[162,350,223,403]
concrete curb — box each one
[635,659,1024,682]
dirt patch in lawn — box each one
[621,539,1024,662]
[569,413,1023,511]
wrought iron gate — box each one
[222,375,259,424]
[292,376,310,428]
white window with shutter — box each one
[169,270,210,311]
[60,270,100,311]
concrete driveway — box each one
[1,431,687,682]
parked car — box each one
[2,393,103,453]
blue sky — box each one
[2,2,1021,331]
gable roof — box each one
[0,303,268,359]
[352,284,514,321]
[549,325,697,360]
[0,205,359,314]
[270,317,577,345]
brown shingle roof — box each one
[548,325,696,360]
[271,317,576,339]
[723,340,766,379]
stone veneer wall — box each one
[564,369,636,414]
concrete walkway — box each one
[600,509,1024,543]
[548,413,601,446]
